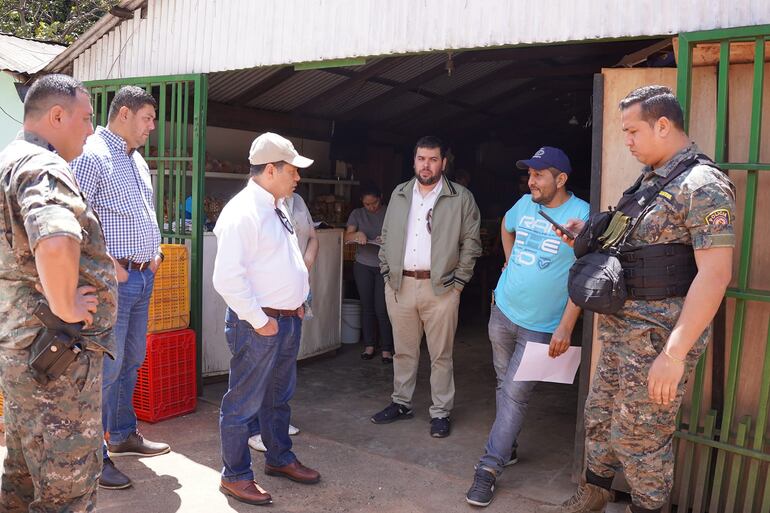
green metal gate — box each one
[84,74,208,393]
[673,25,770,512]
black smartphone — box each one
[538,210,575,240]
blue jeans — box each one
[220,308,301,482]
[478,304,551,474]
[102,267,155,458]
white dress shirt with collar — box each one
[403,180,442,271]
[212,179,309,330]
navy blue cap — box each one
[516,146,572,174]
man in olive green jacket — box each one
[371,136,481,438]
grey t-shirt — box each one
[347,206,386,267]
[286,193,313,255]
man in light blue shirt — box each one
[466,146,590,507]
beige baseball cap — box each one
[248,132,314,168]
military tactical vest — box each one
[569,153,714,312]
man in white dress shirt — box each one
[212,132,320,506]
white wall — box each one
[0,73,23,148]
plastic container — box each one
[341,299,362,344]
[133,328,196,423]
[147,243,190,333]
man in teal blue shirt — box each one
[466,146,590,507]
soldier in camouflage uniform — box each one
[541,87,735,513]
[0,75,117,513]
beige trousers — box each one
[385,276,460,418]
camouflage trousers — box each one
[0,347,103,513]
[584,299,709,510]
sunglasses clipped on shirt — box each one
[426,208,433,234]
[275,208,295,234]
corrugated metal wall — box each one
[73,0,770,80]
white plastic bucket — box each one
[341,299,362,344]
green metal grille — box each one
[674,26,770,512]
[84,74,207,393]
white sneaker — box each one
[248,434,266,452]
[248,425,300,452]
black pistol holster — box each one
[28,302,84,385]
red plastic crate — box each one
[133,329,196,423]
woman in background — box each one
[345,185,394,364]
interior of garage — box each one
[183,38,677,504]
[199,37,673,312]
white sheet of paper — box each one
[512,342,581,384]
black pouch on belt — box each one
[28,302,84,385]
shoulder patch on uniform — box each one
[658,190,673,200]
[705,208,730,226]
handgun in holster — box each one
[28,302,85,385]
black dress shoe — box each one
[99,458,132,489]
[381,355,393,364]
[360,350,375,360]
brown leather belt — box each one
[263,307,302,318]
[116,258,152,271]
[403,270,430,280]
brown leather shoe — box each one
[107,431,170,457]
[219,479,272,505]
[265,460,320,484]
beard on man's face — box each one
[416,170,442,186]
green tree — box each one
[0,0,118,44]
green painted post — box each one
[157,83,166,230]
[191,74,207,396]
[692,411,717,513]
[742,320,770,512]
[675,34,692,130]
[175,81,184,239]
[714,41,730,162]
[724,416,751,513]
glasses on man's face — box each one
[275,208,295,234]
[426,208,433,234]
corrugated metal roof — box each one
[207,66,284,103]
[0,33,65,74]
[247,70,347,111]
[51,0,770,80]
[459,77,532,106]
[377,53,449,83]
[420,61,511,96]
[309,81,392,117]
[363,91,431,122]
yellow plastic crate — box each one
[147,244,190,333]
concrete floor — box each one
[1,312,632,512]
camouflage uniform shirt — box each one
[0,131,117,352]
[616,142,736,327]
